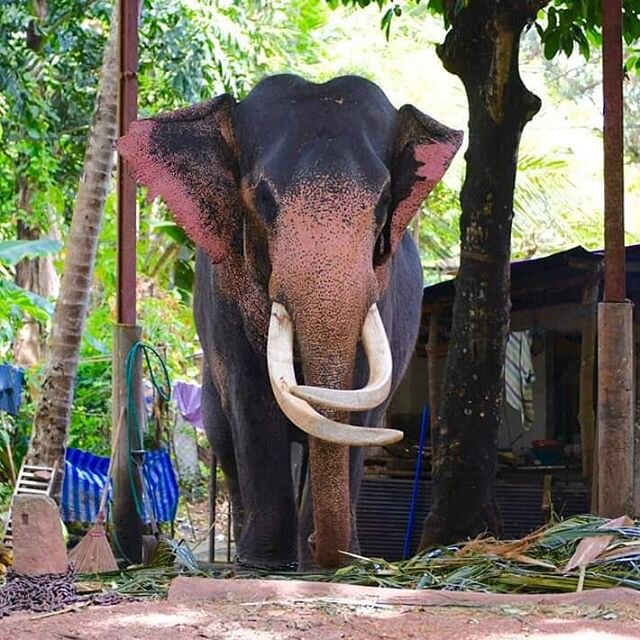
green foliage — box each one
[67,358,113,456]
[325,0,640,69]
[0,239,59,355]
[0,239,61,265]
[0,281,52,356]
[418,150,602,280]
[536,0,640,62]
[138,0,330,112]
[0,1,111,234]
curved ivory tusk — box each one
[267,302,403,447]
[290,304,392,411]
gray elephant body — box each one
[194,232,422,568]
[119,74,462,568]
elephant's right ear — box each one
[118,95,239,263]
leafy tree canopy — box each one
[328,0,640,70]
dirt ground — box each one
[2,579,640,640]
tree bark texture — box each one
[420,0,544,547]
[27,9,118,468]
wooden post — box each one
[578,281,598,483]
[597,302,634,517]
[113,0,141,564]
[112,324,143,563]
[597,0,634,519]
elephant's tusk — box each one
[267,302,403,447]
[290,304,392,411]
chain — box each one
[0,568,134,618]
[0,567,77,618]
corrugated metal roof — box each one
[422,244,640,312]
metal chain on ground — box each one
[0,567,77,618]
[0,568,135,618]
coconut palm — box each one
[27,7,118,467]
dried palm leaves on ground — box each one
[327,515,640,593]
[68,515,640,600]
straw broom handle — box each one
[97,407,126,521]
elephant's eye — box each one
[254,180,278,225]
[375,188,391,229]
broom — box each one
[68,409,125,573]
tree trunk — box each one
[420,0,545,547]
[27,7,118,467]
[14,188,60,367]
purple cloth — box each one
[172,381,204,430]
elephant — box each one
[118,74,462,570]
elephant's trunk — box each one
[267,290,395,568]
[266,183,397,568]
[295,299,363,569]
[308,430,351,568]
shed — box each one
[357,245,640,558]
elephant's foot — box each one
[234,555,298,573]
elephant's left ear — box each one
[387,105,463,257]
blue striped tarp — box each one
[61,447,179,524]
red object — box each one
[531,439,561,449]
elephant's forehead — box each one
[235,75,397,187]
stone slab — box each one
[12,494,68,575]
[168,576,640,609]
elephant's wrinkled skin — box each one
[119,74,462,569]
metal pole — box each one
[117,0,139,323]
[113,0,143,563]
[602,0,625,303]
[597,0,635,518]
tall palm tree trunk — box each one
[28,6,118,467]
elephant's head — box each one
[118,75,462,568]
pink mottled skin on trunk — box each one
[269,176,380,567]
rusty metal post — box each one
[113,0,143,563]
[117,0,139,324]
[602,0,625,303]
[597,0,635,518]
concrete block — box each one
[12,494,68,575]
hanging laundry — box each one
[0,364,24,416]
[172,380,203,430]
[505,332,535,430]
[171,381,203,485]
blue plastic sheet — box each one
[61,447,179,524]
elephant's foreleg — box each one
[223,356,298,569]
[201,362,244,543]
